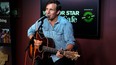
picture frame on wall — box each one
[0,2,11,44]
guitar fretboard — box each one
[42,46,64,54]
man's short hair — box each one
[45,0,62,11]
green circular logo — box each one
[82,12,95,23]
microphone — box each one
[38,15,47,22]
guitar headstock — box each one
[63,51,80,60]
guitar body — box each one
[28,31,55,59]
[28,31,80,61]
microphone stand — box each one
[25,37,34,52]
[24,36,34,65]
[25,15,46,52]
[24,16,46,65]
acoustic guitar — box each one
[28,31,80,60]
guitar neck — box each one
[42,46,80,60]
[42,46,64,54]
